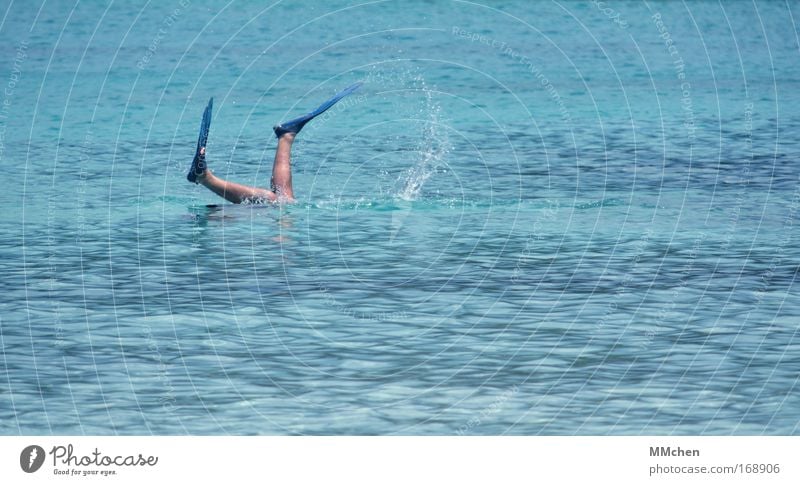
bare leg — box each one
[194,147,277,204]
[190,83,361,204]
[270,133,296,201]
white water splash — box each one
[396,80,451,201]
[390,79,451,243]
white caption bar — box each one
[1,437,797,484]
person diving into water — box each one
[187,82,362,203]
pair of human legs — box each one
[192,132,295,204]
[187,82,363,204]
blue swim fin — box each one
[187,97,213,183]
[273,82,362,138]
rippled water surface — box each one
[1,0,799,434]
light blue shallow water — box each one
[1,0,798,435]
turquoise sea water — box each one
[1,0,798,434]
